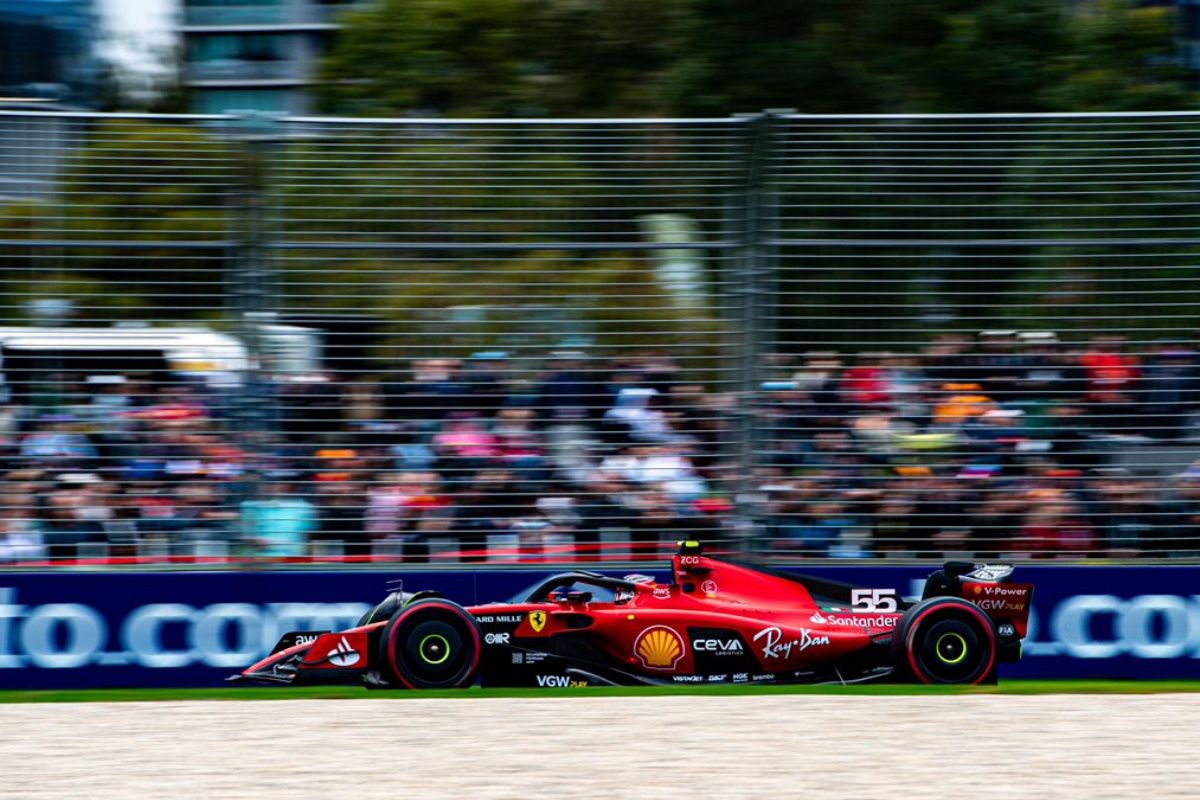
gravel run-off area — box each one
[1,694,1197,799]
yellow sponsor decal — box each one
[529,610,547,633]
[634,626,685,670]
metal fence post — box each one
[227,113,281,521]
[729,110,783,546]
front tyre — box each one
[894,597,997,685]
[379,599,482,689]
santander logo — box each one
[811,610,898,629]
[326,636,360,667]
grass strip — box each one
[1,680,1198,704]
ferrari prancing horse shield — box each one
[529,611,547,632]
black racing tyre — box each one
[357,592,404,628]
[893,597,997,685]
[378,599,482,690]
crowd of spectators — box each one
[0,350,735,564]
[756,331,1200,558]
[2,329,1200,565]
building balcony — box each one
[182,4,351,30]
[187,59,303,83]
[184,5,287,27]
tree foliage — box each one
[318,0,1195,117]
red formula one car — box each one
[234,542,1033,689]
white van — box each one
[0,326,250,398]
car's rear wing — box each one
[923,561,1034,639]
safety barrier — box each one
[0,564,1195,688]
[6,111,1200,562]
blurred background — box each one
[1,0,1200,566]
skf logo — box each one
[528,611,547,633]
[634,626,685,670]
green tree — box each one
[866,0,1068,113]
[1042,0,1193,111]
[317,0,539,116]
[11,121,237,321]
[661,0,877,115]
[318,0,1194,117]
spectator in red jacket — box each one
[839,354,891,410]
[1081,336,1141,434]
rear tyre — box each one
[893,597,996,685]
[378,599,482,689]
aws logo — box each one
[634,626,685,670]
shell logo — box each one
[634,626,685,670]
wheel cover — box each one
[418,633,452,666]
[934,632,968,665]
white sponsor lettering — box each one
[810,612,827,624]
[536,674,571,687]
[733,672,749,682]
[800,629,831,651]
[850,588,898,613]
[327,636,359,667]
[752,627,830,659]
[19,604,106,669]
[707,674,727,682]
[692,638,743,653]
[484,632,510,645]
[679,556,702,566]
[1041,595,1200,660]
[191,603,265,668]
[976,585,1027,597]
[820,614,898,630]
[294,634,319,646]
[672,674,704,683]
[0,589,369,670]
[652,586,671,599]
[976,599,1027,613]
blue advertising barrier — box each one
[0,565,1197,688]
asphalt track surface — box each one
[2,694,1196,799]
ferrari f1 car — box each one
[233,542,1033,688]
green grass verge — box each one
[1,680,1198,704]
